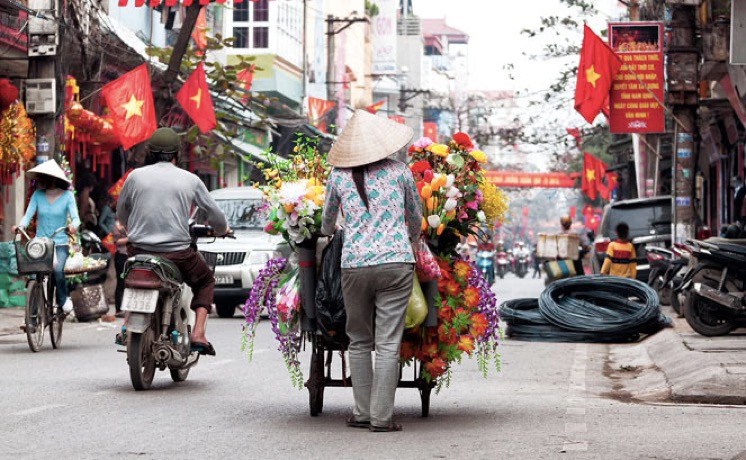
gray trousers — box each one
[342,263,414,427]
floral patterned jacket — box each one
[321,159,423,268]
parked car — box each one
[196,187,289,318]
[590,196,671,282]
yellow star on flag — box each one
[586,65,601,88]
[121,95,144,120]
[586,168,596,182]
[190,88,202,110]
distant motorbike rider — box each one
[560,216,590,276]
[117,128,229,356]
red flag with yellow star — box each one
[574,25,622,124]
[176,62,216,134]
[101,64,157,150]
[366,100,385,114]
[581,152,607,200]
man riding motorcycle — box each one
[116,128,229,356]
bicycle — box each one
[15,226,68,352]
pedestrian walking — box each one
[321,110,422,432]
[111,217,128,318]
[600,222,637,279]
[15,160,80,314]
[532,247,541,279]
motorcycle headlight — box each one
[26,240,47,260]
[248,250,281,265]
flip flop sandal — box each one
[369,422,403,433]
[190,341,216,356]
[346,416,370,428]
[114,332,127,347]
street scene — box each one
[0,0,746,459]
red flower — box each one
[453,261,472,282]
[443,280,460,297]
[408,145,416,154]
[469,313,488,338]
[410,161,431,173]
[400,340,416,361]
[439,324,458,344]
[457,335,475,355]
[424,358,447,378]
[453,132,474,149]
[423,170,434,183]
[437,304,453,323]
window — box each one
[233,1,249,22]
[254,27,269,48]
[233,27,250,48]
[253,0,269,21]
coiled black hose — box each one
[499,276,671,343]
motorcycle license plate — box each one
[121,289,159,313]
[215,275,233,286]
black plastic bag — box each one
[315,230,348,343]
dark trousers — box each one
[127,246,214,311]
[114,252,128,313]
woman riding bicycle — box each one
[15,160,80,314]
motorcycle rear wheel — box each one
[684,291,734,337]
[128,329,157,391]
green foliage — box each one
[365,0,379,17]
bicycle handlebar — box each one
[15,226,69,241]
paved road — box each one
[1,274,745,460]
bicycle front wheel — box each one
[25,280,46,352]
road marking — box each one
[566,407,586,416]
[13,404,65,416]
[565,422,587,433]
[562,343,589,454]
[561,441,589,452]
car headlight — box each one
[248,250,281,265]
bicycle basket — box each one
[199,251,218,274]
[15,238,55,275]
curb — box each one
[643,328,746,405]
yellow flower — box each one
[478,179,509,229]
[470,150,487,163]
[307,178,322,187]
[429,144,449,157]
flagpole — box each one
[618,63,691,135]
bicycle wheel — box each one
[25,280,46,352]
[47,276,63,349]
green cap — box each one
[147,127,180,154]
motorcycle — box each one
[675,239,746,336]
[514,254,529,278]
[476,250,495,285]
[496,251,509,279]
[646,244,691,315]
[121,224,232,390]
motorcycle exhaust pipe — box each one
[155,346,172,363]
[693,283,745,311]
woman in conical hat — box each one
[16,160,80,314]
[321,110,423,432]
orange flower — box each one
[443,280,460,297]
[436,223,445,236]
[457,335,475,355]
[453,260,472,281]
[424,357,448,378]
[437,304,453,322]
[469,313,488,338]
[423,341,439,358]
[463,286,480,308]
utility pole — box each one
[667,5,699,243]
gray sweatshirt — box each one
[117,162,228,252]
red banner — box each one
[423,122,437,141]
[484,171,578,188]
[608,22,665,133]
[389,116,405,124]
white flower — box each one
[446,174,455,188]
[477,210,486,222]
[279,180,309,204]
[427,215,441,228]
[444,198,458,212]
[446,187,462,198]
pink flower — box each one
[465,201,479,210]
[414,137,434,149]
[475,189,483,203]
[458,211,469,221]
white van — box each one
[196,187,288,317]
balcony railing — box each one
[397,16,420,36]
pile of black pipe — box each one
[499,276,672,343]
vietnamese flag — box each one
[423,122,437,142]
[600,172,619,200]
[574,25,622,124]
[581,152,607,200]
[366,100,385,114]
[101,64,157,150]
[191,7,207,52]
[237,64,255,103]
[176,62,216,133]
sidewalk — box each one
[611,306,746,405]
[0,306,24,336]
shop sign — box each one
[608,22,665,134]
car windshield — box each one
[206,198,265,230]
[602,201,671,238]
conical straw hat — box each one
[327,110,414,168]
[26,159,71,185]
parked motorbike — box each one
[675,239,746,336]
[514,254,529,279]
[496,251,509,279]
[121,224,233,390]
[646,244,691,311]
[477,250,495,286]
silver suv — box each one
[196,187,288,318]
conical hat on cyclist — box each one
[26,159,71,185]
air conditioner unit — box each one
[25,79,56,114]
